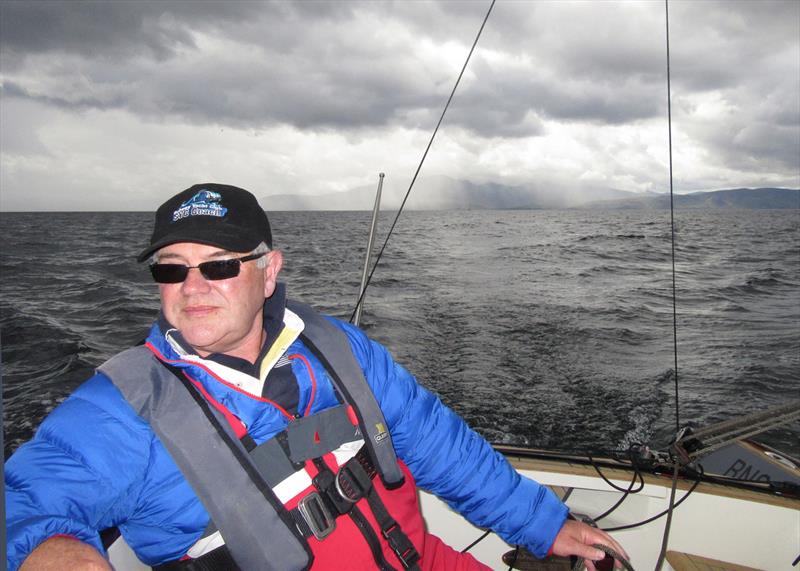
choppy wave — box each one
[2,209,799,458]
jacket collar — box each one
[157,282,287,360]
[151,283,305,397]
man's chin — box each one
[179,329,226,354]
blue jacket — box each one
[5,312,567,570]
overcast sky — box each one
[1,0,798,211]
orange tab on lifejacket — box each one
[346,405,359,426]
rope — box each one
[571,544,636,571]
[588,455,645,494]
[602,465,703,533]
[573,544,636,571]
[592,464,643,523]
[460,529,491,553]
[506,546,519,571]
[655,462,681,571]
[570,515,636,571]
[584,450,646,524]
[673,399,800,462]
[349,0,496,323]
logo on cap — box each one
[172,190,228,222]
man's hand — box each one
[550,519,629,571]
[20,536,112,571]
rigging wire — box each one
[656,1,680,568]
[349,0,496,323]
[341,0,734,564]
[666,0,680,437]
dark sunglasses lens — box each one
[150,264,189,284]
[199,259,241,280]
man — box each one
[6,183,626,570]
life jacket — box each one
[99,301,424,571]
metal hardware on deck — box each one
[353,173,384,327]
[671,399,800,464]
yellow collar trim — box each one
[258,307,305,382]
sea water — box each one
[2,209,798,459]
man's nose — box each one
[181,266,212,292]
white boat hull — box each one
[108,448,800,570]
[420,452,800,571]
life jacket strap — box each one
[293,491,337,540]
[323,447,374,505]
[366,486,421,571]
[157,448,420,571]
[292,447,376,540]
[287,300,405,488]
[313,451,421,571]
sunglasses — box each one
[149,252,265,284]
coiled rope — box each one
[573,544,635,571]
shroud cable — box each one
[349,0,496,323]
[656,2,681,566]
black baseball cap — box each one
[137,183,272,262]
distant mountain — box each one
[262,176,635,211]
[262,179,799,211]
[582,188,800,210]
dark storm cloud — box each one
[0,2,589,135]
[0,0,797,145]
[0,1,454,130]
[446,53,664,133]
[2,79,125,111]
[0,1,261,61]
[665,0,800,174]
[666,1,800,93]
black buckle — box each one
[297,492,336,540]
[314,468,353,515]
[335,461,371,503]
[382,523,420,569]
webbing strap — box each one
[311,457,398,571]
[313,452,420,571]
[103,301,405,569]
[100,348,313,571]
[167,449,390,571]
[365,487,421,571]
[288,300,405,488]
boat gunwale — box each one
[497,445,800,510]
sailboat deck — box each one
[501,449,799,510]
[666,551,763,571]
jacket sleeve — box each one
[331,319,568,559]
[4,374,153,571]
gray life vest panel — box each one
[288,300,404,487]
[99,301,403,570]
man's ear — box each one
[263,250,284,297]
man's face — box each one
[157,242,282,359]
